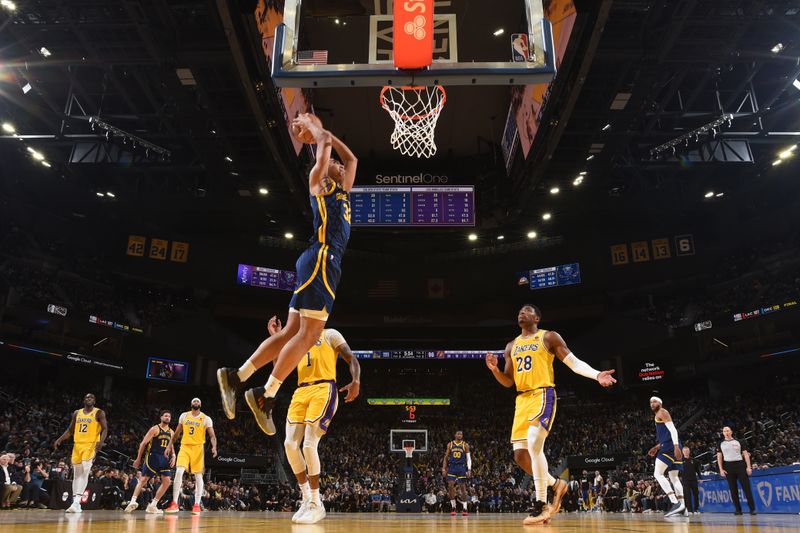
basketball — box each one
[292,114,323,144]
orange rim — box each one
[380,85,447,121]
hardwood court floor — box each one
[0,510,797,532]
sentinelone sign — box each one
[373,173,449,185]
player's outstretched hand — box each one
[169,455,176,468]
[267,316,282,336]
[340,381,361,403]
[647,445,660,457]
[597,369,617,387]
[132,458,141,469]
[212,447,218,458]
[485,353,498,371]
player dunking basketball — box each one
[485,304,616,525]
[442,430,471,516]
[53,393,108,514]
[216,113,357,436]
[647,396,686,517]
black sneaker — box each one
[217,367,241,420]
[734,510,743,516]
[664,500,686,517]
[522,500,551,525]
[749,510,757,515]
[245,387,276,435]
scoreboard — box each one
[350,186,475,226]
[518,263,582,290]
[237,264,296,291]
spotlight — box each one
[468,233,478,241]
[1,122,15,133]
[586,155,594,161]
[493,28,505,36]
[334,18,340,24]
[771,43,784,54]
[573,177,583,186]
[549,187,560,195]
[778,146,796,159]
[31,150,44,161]
[22,83,32,94]
[41,161,51,167]
[96,192,105,197]
[772,159,782,166]
[527,231,537,239]
[38,47,52,58]
[284,232,294,239]
[793,79,800,91]
[542,213,551,221]
[497,235,505,240]
[258,188,269,196]
[715,193,724,198]
[106,192,116,198]
[224,156,233,162]
[602,123,611,131]
[579,171,587,176]
[704,191,714,198]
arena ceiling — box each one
[1,0,799,256]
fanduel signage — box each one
[374,173,449,185]
[699,466,800,513]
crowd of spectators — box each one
[2,373,797,514]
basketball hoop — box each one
[403,441,416,459]
[380,85,446,159]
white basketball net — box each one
[380,85,446,159]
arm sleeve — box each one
[561,352,600,381]
[466,453,472,471]
[324,329,347,350]
[664,421,679,445]
[178,412,186,425]
[204,416,213,428]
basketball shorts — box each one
[142,453,173,478]
[287,381,339,433]
[447,465,467,483]
[289,243,342,321]
[510,387,557,443]
[176,444,205,474]
[71,442,97,464]
[656,447,684,472]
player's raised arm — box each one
[545,331,617,388]
[485,342,514,388]
[133,426,158,468]
[334,335,361,403]
[293,113,332,194]
[330,133,358,192]
[96,409,108,452]
[53,410,77,449]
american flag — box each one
[297,50,328,65]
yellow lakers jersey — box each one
[73,408,101,444]
[180,411,207,445]
[510,329,555,391]
[297,329,344,385]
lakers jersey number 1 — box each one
[510,329,555,391]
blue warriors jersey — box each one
[310,180,351,252]
[449,441,467,468]
[148,426,172,456]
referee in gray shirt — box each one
[716,426,756,515]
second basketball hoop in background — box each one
[380,85,446,159]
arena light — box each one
[772,159,783,166]
[38,47,52,58]
[602,123,611,131]
[334,18,340,24]
[497,235,504,240]
[573,177,583,186]
[96,192,105,197]
[1,0,16,12]
[771,43,784,54]
[1,122,15,133]
[493,28,505,36]
[41,161,51,167]
[542,212,552,221]
[527,231,537,239]
[30,150,44,161]
[258,187,269,196]
[22,82,32,94]
[468,233,478,241]
[579,171,587,176]
[793,78,800,91]
[549,187,560,195]
[224,156,233,162]
[586,154,594,161]
[106,192,116,198]
[704,191,714,198]
[778,146,796,159]
[284,232,294,240]
[716,192,724,197]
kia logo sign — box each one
[400,498,417,504]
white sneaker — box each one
[145,503,163,514]
[66,501,82,513]
[124,501,139,513]
[296,501,326,524]
[292,500,310,523]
